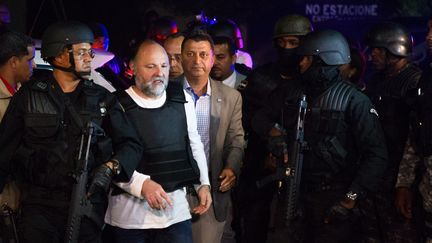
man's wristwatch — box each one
[107,160,121,175]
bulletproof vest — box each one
[280,83,304,141]
[115,83,200,192]
[14,78,110,191]
[243,63,299,133]
[303,81,356,177]
[366,64,421,163]
[243,63,279,112]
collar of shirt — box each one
[183,77,211,103]
[222,71,237,89]
[125,86,167,109]
[0,76,16,96]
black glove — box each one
[267,135,287,158]
[88,163,114,196]
[324,201,352,224]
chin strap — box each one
[50,48,91,79]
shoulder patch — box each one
[237,79,248,91]
[370,108,379,117]
[32,81,48,91]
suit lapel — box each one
[210,79,222,167]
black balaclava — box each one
[301,57,340,97]
[276,47,302,77]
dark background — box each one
[5,0,432,66]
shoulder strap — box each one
[64,95,84,129]
[166,82,187,103]
[114,90,138,111]
[31,80,49,92]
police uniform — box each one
[254,77,388,242]
[397,61,432,242]
[0,75,142,242]
[252,30,388,243]
[237,14,312,243]
[238,62,304,243]
[365,55,421,243]
[366,63,421,190]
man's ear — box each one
[8,56,19,69]
[348,67,358,79]
[129,60,135,75]
[231,53,237,65]
[54,51,69,66]
[210,52,215,67]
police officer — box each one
[0,21,142,242]
[237,14,312,243]
[241,14,312,121]
[396,17,432,243]
[365,22,421,242]
[252,29,388,242]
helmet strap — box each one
[52,46,91,79]
[383,51,403,75]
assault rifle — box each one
[64,122,94,243]
[255,94,307,226]
[284,94,307,225]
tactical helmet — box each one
[297,29,351,65]
[273,14,313,39]
[41,21,94,59]
[208,19,243,49]
[366,22,412,57]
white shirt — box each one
[104,86,210,229]
[222,71,237,89]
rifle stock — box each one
[64,122,94,243]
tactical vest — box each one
[14,78,111,191]
[367,64,421,165]
[116,83,200,192]
[303,81,357,177]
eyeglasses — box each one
[69,48,95,59]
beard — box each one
[137,77,168,98]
